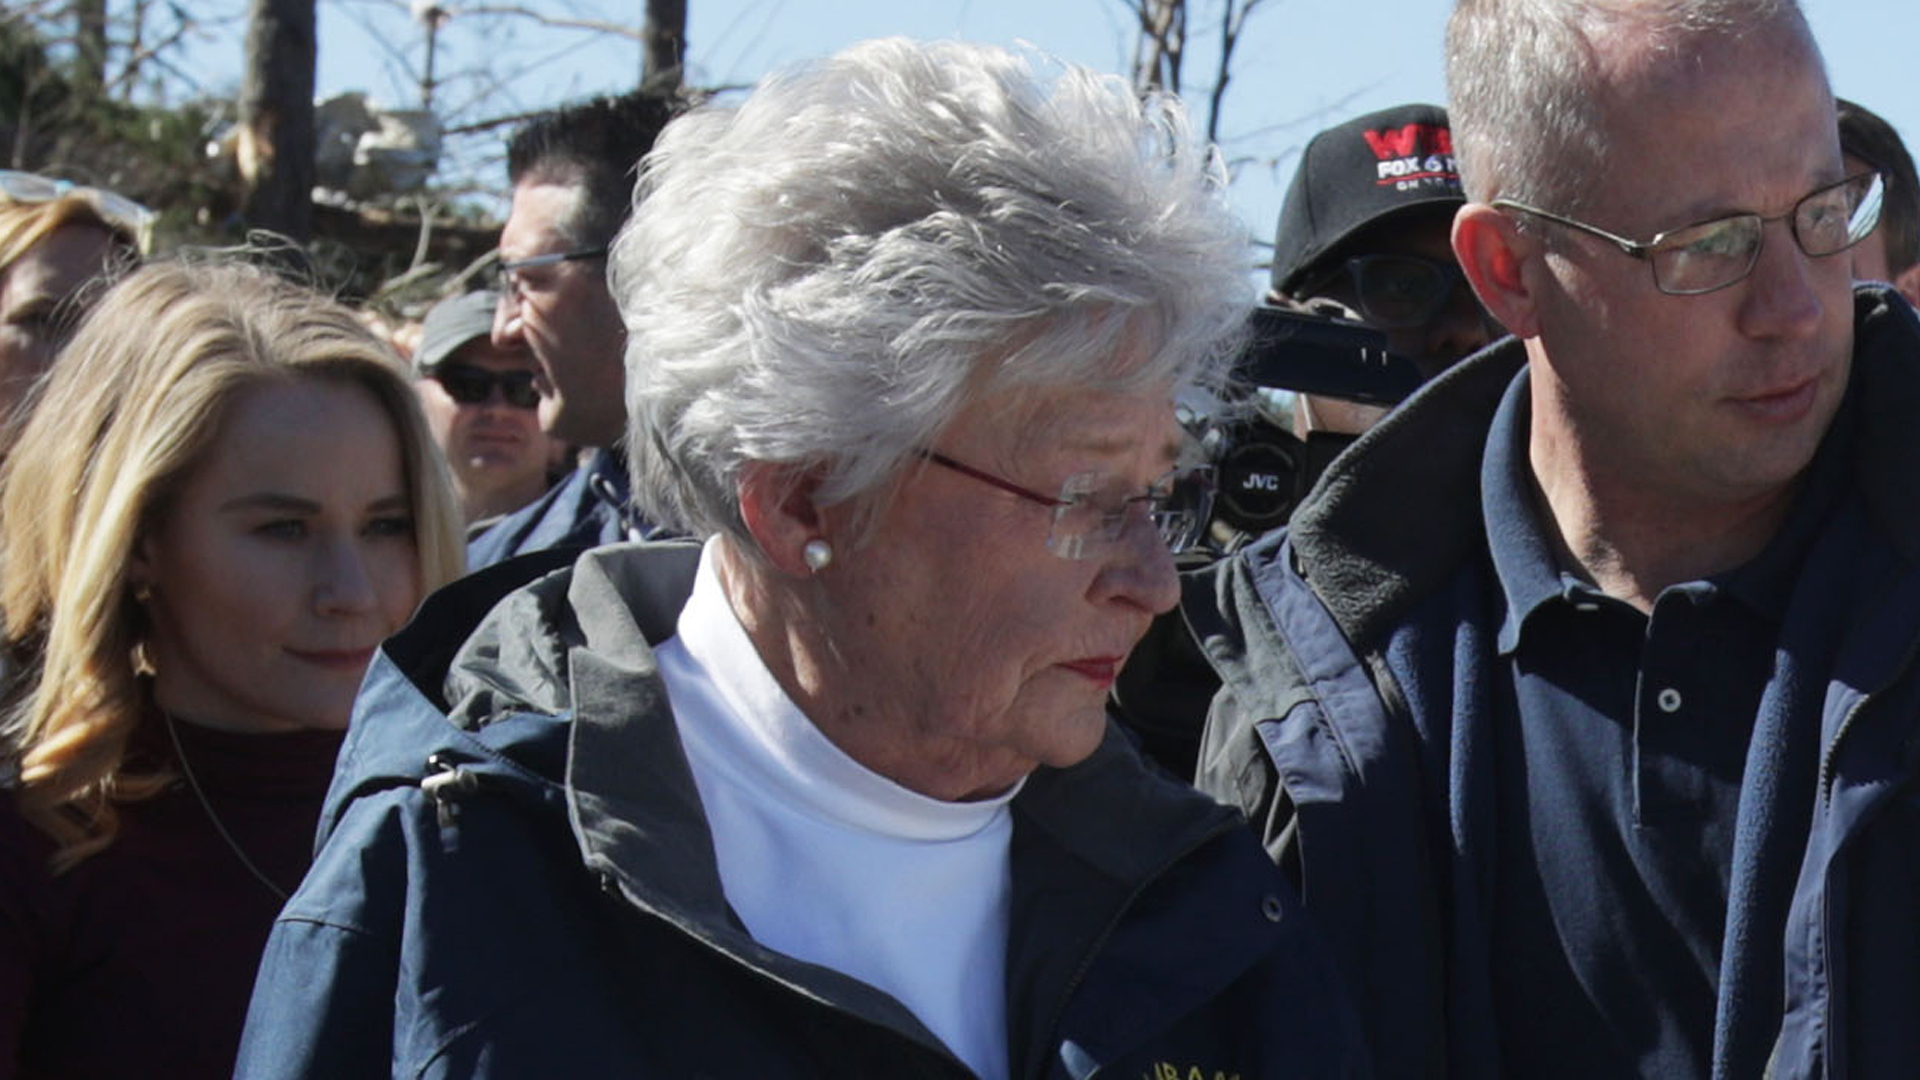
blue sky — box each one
[193,0,1920,268]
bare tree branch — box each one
[123,0,150,96]
[441,107,548,136]
[1226,80,1385,148]
[74,0,109,97]
[2,0,72,26]
[1206,0,1268,144]
[141,47,210,98]
[331,0,423,100]
[642,0,686,88]
[449,4,641,41]
[109,18,198,97]
[1130,0,1184,95]
[406,192,439,269]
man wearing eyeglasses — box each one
[1268,103,1497,436]
[1193,2,1920,1078]
[470,90,681,568]
[412,291,564,529]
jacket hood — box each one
[1288,283,1920,653]
[320,544,697,844]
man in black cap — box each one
[412,290,563,530]
[1268,103,1496,435]
[1108,106,1498,778]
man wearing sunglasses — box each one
[1193,2,1920,1078]
[1268,103,1497,436]
[413,291,564,529]
[470,90,681,568]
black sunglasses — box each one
[1308,253,1474,329]
[429,363,540,409]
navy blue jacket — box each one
[235,542,1369,1079]
[464,448,639,570]
[1192,287,1920,1080]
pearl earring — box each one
[802,539,834,573]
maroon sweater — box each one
[0,714,344,1080]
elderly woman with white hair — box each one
[236,38,1367,1080]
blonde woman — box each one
[0,171,149,438]
[0,260,463,1080]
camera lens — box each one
[1214,434,1301,536]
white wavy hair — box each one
[1446,0,1814,213]
[609,37,1254,545]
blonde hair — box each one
[0,193,139,277]
[0,259,465,869]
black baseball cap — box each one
[414,291,499,373]
[1271,104,1464,297]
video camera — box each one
[1194,304,1425,550]
[1111,306,1428,776]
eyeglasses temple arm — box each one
[917,450,1067,509]
[1492,200,1651,261]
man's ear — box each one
[1894,262,1920,310]
[737,461,829,578]
[1454,202,1544,340]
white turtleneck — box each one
[654,540,1016,1080]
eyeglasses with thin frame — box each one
[428,362,540,409]
[917,449,1215,560]
[0,169,155,254]
[1491,171,1884,296]
[492,247,608,297]
[1305,253,1476,329]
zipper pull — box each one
[421,753,480,828]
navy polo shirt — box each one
[1479,369,1848,1079]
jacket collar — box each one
[1289,284,1920,652]
[409,541,1244,1064]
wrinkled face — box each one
[1521,22,1852,507]
[135,378,424,733]
[0,223,119,421]
[808,383,1185,800]
[416,337,554,522]
[491,180,627,447]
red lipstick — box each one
[1061,656,1124,688]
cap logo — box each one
[1362,123,1459,193]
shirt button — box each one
[1656,687,1683,713]
[1261,894,1285,923]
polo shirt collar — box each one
[1481,365,1861,655]
[1482,366,1570,656]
